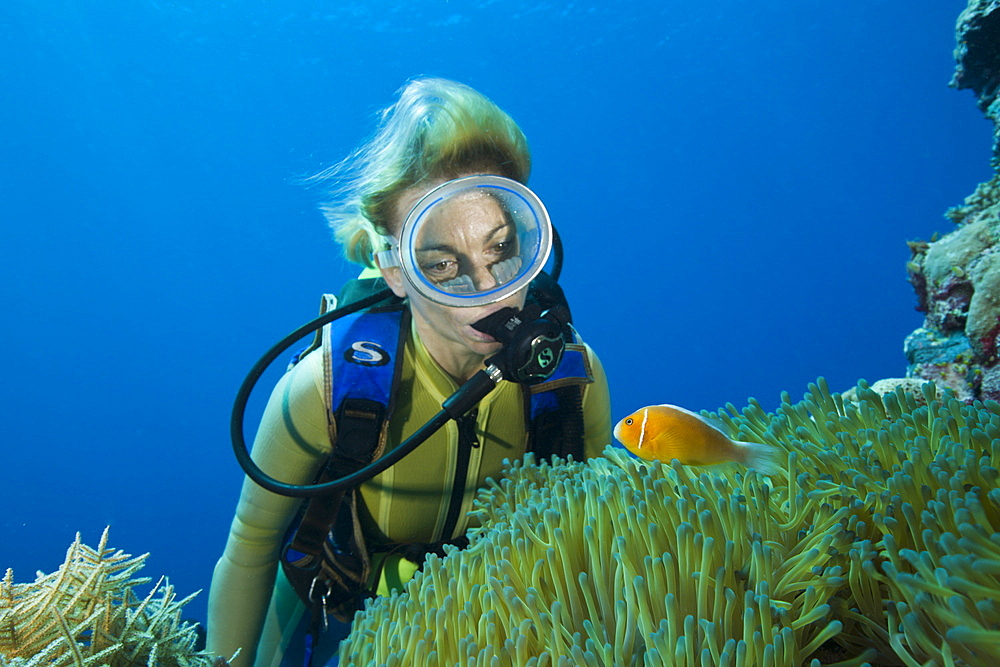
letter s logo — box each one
[344,341,390,367]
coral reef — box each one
[0,529,221,667]
[905,175,1000,401]
[952,0,1000,168]
[906,0,1000,401]
[840,377,931,405]
[339,379,1000,666]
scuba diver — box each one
[206,77,612,667]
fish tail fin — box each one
[739,441,784,478]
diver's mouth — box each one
[467,325,497,343]
[467,298,529,345]
[467,305,508,332]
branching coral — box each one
[0,528,221,667]
[340,379,999,667]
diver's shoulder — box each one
[285,347,327,405]
[572,336,604,371]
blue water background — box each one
[1,1,989,625]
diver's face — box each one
[381,178,528,369]
[414,191,520,294]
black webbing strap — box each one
[281,304,409,634]
[284,399,384,558]
[527,383,586,461]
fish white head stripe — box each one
[638,408,649,449]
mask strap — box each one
[374,235,400,269]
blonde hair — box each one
[316,78,532,267]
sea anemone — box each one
[718,379,1000,664]
[340,379,999,666]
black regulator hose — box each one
[230,288,395,498]
[232,230,566,499]
[230,293,565,498]
[233,363,501,498]
[550,226,563,282]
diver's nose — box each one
[470,262,498,291]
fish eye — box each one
[625,418,633,425]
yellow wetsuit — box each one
[207,316,611,667]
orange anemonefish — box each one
[613,404,782,476]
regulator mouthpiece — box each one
[472,305,565,385]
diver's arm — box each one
[207,351,332,667]
[581,343,612,459]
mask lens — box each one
[400,176,550,307]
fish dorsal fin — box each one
[658,404,731,437]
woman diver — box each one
[206,77,612,667]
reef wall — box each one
[905,0,1000,401]
[952,0,1000,168]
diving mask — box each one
[375,175,552,308]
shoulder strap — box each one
[519,271,590,461]
[525,326,592,461]
[325,304,407,458]
[281,292,408,623]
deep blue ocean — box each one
[1,0,990,625]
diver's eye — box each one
[488,239,516,259]
[625,418,633,426]
[421,259,458,280]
